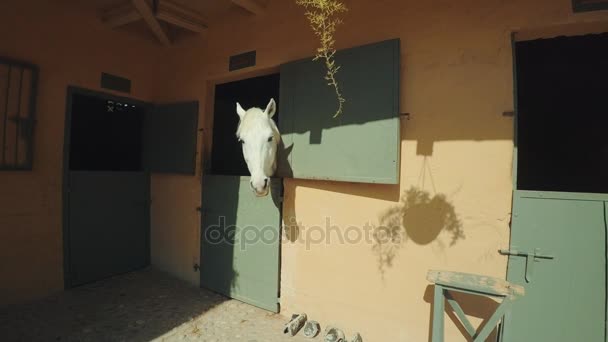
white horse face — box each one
[236,98,280,197]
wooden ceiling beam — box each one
[231,0,266,15]
[131,0,171,46]
[156,0,208,33]
[100,1,142,28]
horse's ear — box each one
[264,98,276,118]
[236,102,246,119]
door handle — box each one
[499,248,554,283]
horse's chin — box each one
[254,190,269,197]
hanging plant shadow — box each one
[373,187,465,275]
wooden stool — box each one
[427,270,525,342]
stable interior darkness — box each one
[210,73,280,176]
[516,33,608,194]
[69,93,145,171]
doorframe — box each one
[509,30,608,341]
[511,25,608,190]
[510,33,519,190]
[200,68,284,308]
[201,67,280,174]
[61,86,152,288]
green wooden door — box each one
[64,89,198,287]
[200,175,282,312]
[143,101,199,174]
[502,191,606,342]
[67,171,150,287]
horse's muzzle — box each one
[250,179,270,197]
[254,190,269,197]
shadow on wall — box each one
[423,285,500,342]
[277,141,300,243]
[373,187,465,276]
[200,174,241,297]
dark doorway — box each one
[69,94,145,171]
[516,33,608,193]
[64,89,150,288]
[64,88,199,288]
[210,73,280,175]
[503,33,608,342]
[200,73,283,312]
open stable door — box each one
[201,73,282,312]
[65,89,199,287]
[503,35,608,340]
[278,39,400,184]
[143,101,199,174]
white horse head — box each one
[236,98,280,197]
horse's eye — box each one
[267,136,273,142]
[238,138,244,144]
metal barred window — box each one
[573,0,608,12]
[0,57,38,170]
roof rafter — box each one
[100,1,141,28]
[231,0,266,15]
[131,0,172,46]
[156,0,208,33]
[100,0,210,45]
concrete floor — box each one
[0,268,313,342]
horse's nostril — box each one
[264,178,269,188]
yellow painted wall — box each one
[0,0,168,304]
[156,0,608,341]
[148,50,208,286]
[1,0,607,340]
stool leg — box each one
[432,285,445,342]
[473,299,511,342]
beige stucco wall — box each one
[1,0,607,340]
[148,48,208,286]
[0,0,168,305]
[156,0,608,341]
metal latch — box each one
[499,247,554,283]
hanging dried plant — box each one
[296,0,348,117]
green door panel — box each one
[143,101,199,174]
[200,175,282,312]
[278,39,400,184]
[67,171,150,287]
[502,191,606,342]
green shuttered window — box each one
[143,101,199,174]
[278,39,401,184]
